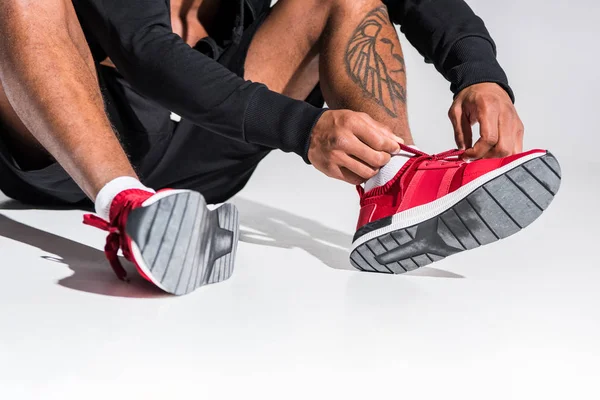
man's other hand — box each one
[449,83,524,160]
[308,110,403,185]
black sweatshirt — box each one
[73,0,513,162]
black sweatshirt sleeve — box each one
[75,0,513,164]
[74,0,325,162]
[383,0,515,102]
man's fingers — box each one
[488,112,525,159]
[367,117,405,146]
[486,116,514,158]
[514,141,523,154]
[515,121,524,154]
[346,136,391,168]
[461,114,473,149]
[338,166,370,185]
[463,112,499,160]
[449,106,465,149]
[353,114,402,154]
[450,104,474,150]
[361,115,404,144]
[340,154,379,181]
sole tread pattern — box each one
[179,195,204,294]
[126,191,240,295]
[189,204,209,293]
[350,153,561,273]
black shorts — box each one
[0,10,324,206]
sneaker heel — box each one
[205,203,240,284]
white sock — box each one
[364,146,419,192]
[95,176,155,221]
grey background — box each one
[403,0,600,154]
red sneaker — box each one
[351,146,561,273]
[83,189,239,295]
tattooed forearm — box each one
[345,6,406,118]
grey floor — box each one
[0,1,598,399]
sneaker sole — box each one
[350,152,561,273]
[125,191,239,295]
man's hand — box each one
[308,110,403,185]
[449,83,524,160]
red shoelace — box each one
[358,145,465,197]
[83,190,152,281]
[399,144,465,161]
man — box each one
[0,0,561,295]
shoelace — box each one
[399,144,465,160]
[82,194,148,282]
[357,145,465,197]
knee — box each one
[2,1,49,23]
[0,0,71,34]
[0,0,87,58]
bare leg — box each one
[245,0,414,144]
[0,0,137,200]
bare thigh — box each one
[244,0,329,100]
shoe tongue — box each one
[362,156,419,200]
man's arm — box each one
[384,0,524,159]
[384,0,513,100]
[73,0,327,162]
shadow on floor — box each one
[0,199,87,211]
[0,212,167,298]
[230,198,464,279]
[0,196,463,298]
